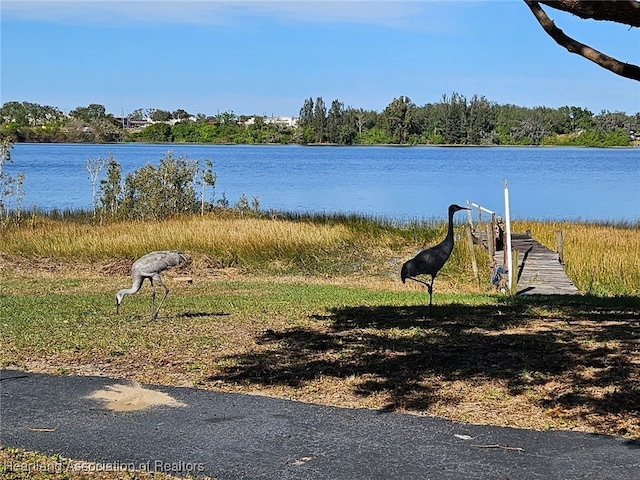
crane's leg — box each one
[428,277,434,317]
[150,275,169,321]
[149,278,157,320]
[407,276,433,319]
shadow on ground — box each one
[207,296,639,433]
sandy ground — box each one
[86,383,186,412]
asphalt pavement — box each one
[1,369,638,479]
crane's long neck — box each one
[447,208,456,240]
[117,275,143,301]
[438,208,457,256]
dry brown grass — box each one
[0,215,351,260]
[513,220,640,296]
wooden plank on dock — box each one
[494,233,579,296]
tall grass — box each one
[513,220,640,296]
[1,213,637,296]
[1,216,326,267]
[0,212,415,277]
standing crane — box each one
[116,250,190,320]
[401,204,469,316]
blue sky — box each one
[2,1,639,118]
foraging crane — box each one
[401,204,469,316]
[116,250,190,320]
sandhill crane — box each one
[401,204,469,316]
[116,250,190,320]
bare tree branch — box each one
[539,0,640,27]
[524,1,640,81]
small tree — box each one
[233,194,260,216]
[251,195,260,214]
[200,158,216,215]
[0,138,12,178]
[120,151,198,220]
[85,155,106,216]
[14,172,25,222]
[0,138,21,222]
[216,191,229,209]
[99,153,122,218]
[234,193,250,214]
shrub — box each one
[117,151,199,220]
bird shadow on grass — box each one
[179,311,230,319]
[142,311,229,322]
[207,295,639,437]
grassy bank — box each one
[1,212,638,295]
[0,212,488,289]
[1,212,639,476]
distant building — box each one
[241,116,298,128]
[114,117,154,129]
[113,114,298,129]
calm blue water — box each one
[4,143,640,222]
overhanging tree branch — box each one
[539,0,640,27]
[524,0,640,81]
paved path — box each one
[1,370,638,479]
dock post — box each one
[465,200,473,229]
[490,213,496,256]
[486,222,495,258]
[511,248,519,295]
[504,179,513,292]
[555,230,564,264]
[465,224,480,284]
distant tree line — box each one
[1,94,638,147]
[296,94,638,147]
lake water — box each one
[4,143,639,222]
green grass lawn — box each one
[2,272,638,439]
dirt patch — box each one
[87,383,186,412]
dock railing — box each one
[466,201,497,258]
[467,179,514,292]
[467,180,574,295]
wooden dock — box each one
[493,233,580,296]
